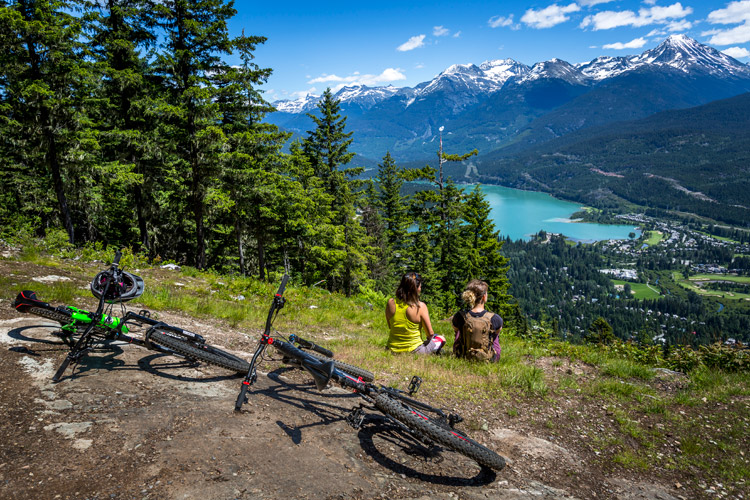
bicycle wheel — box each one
[24,306,73,326]
[147,330,250,374]
[284,350,375,382]
[372,392,506,471]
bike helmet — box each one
[90,270,145,303]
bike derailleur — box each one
[346,405,367,430]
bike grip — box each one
[113,250,122,266]
[276,274,289,296]
[310,342,334,358]
[234,384,249,412]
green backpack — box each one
[454,311,494,362]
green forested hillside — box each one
[479,93,750,226]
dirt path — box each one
[0,313,689,500]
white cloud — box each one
[453,31,462,38]
[578,0,616,6]
[522,3,581,29]
[707,23,750,44]
[708,1,750,24]
[290,88,317,99]
[602,37,648,49]
[433,26,450,37]
[397,34,426,51]
[666,19,692,31]
[307,68,406,88]
[722,46,750,57]
[580,2,692,30]
[705,1,750,46]
[488,14,514,28]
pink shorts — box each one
[411,335,446,355]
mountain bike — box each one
[12,251,250,381]
[234,276,506,471]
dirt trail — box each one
[0,314,686,500]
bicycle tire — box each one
[283,350,375,382]
[147,330,250,374]
[24,306,109,336]
[372,392,506,471]
[25,306,73,326]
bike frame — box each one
[234,277,456,426]
[52,251,209,381]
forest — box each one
[503,233,750,344]
[0,0,512,317]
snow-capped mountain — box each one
[267,35,750,162]
[479,59,531,85]
[519,58,589,85]
[273,93,320,114]
[632,34,750,77]
[578,34,750,81]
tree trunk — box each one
[257,227,266,281]
[21,11,75,244]
[235,216,245,276]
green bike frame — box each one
[61,306,129,335]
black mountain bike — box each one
[234,276,506,471]
[13,250,250,381]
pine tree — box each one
[461,184,511,315]
[152,0,240,269]
[90,0,158,250]
[0,0,100,243]
[302,88,369,295]
[374,152,411,282]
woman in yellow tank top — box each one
[385,272,445,354]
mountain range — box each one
[267,35,750,164]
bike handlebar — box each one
[276,274,289,297]
[113,250,122,267]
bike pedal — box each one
[408,376,422,395]
[448,413,464,428]
[346,407,366,430]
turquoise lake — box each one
[471,184,641,242]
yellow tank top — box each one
[387,299,424,353]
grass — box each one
[612,280,662,300]
[643,230,665,246]
[671,272,750,300]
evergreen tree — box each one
[302,88,369,295]
[90,0,158,250]
[152,0,240,269]
[461,184,512,316]
[0,0,100,243]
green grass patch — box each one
[643,231,664,246]
[612,280,661,299]
[601,358,655,380]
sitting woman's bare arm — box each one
[385,298,396,329]
[419,301,435,339]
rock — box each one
[160,263,181,271]
[31,275,71,283]
[607,478,682,500]
[489,428,579,466]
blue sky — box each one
[227,1,750,101]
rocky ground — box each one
[0,258,735,499]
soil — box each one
[0,258,714,499]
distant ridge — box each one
[267,35,750,163]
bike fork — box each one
[52,329,94,382]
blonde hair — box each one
[461,279,488,308]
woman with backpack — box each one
[385,272,446,354]
[452,279,503,362]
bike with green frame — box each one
[12,250,250,380]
